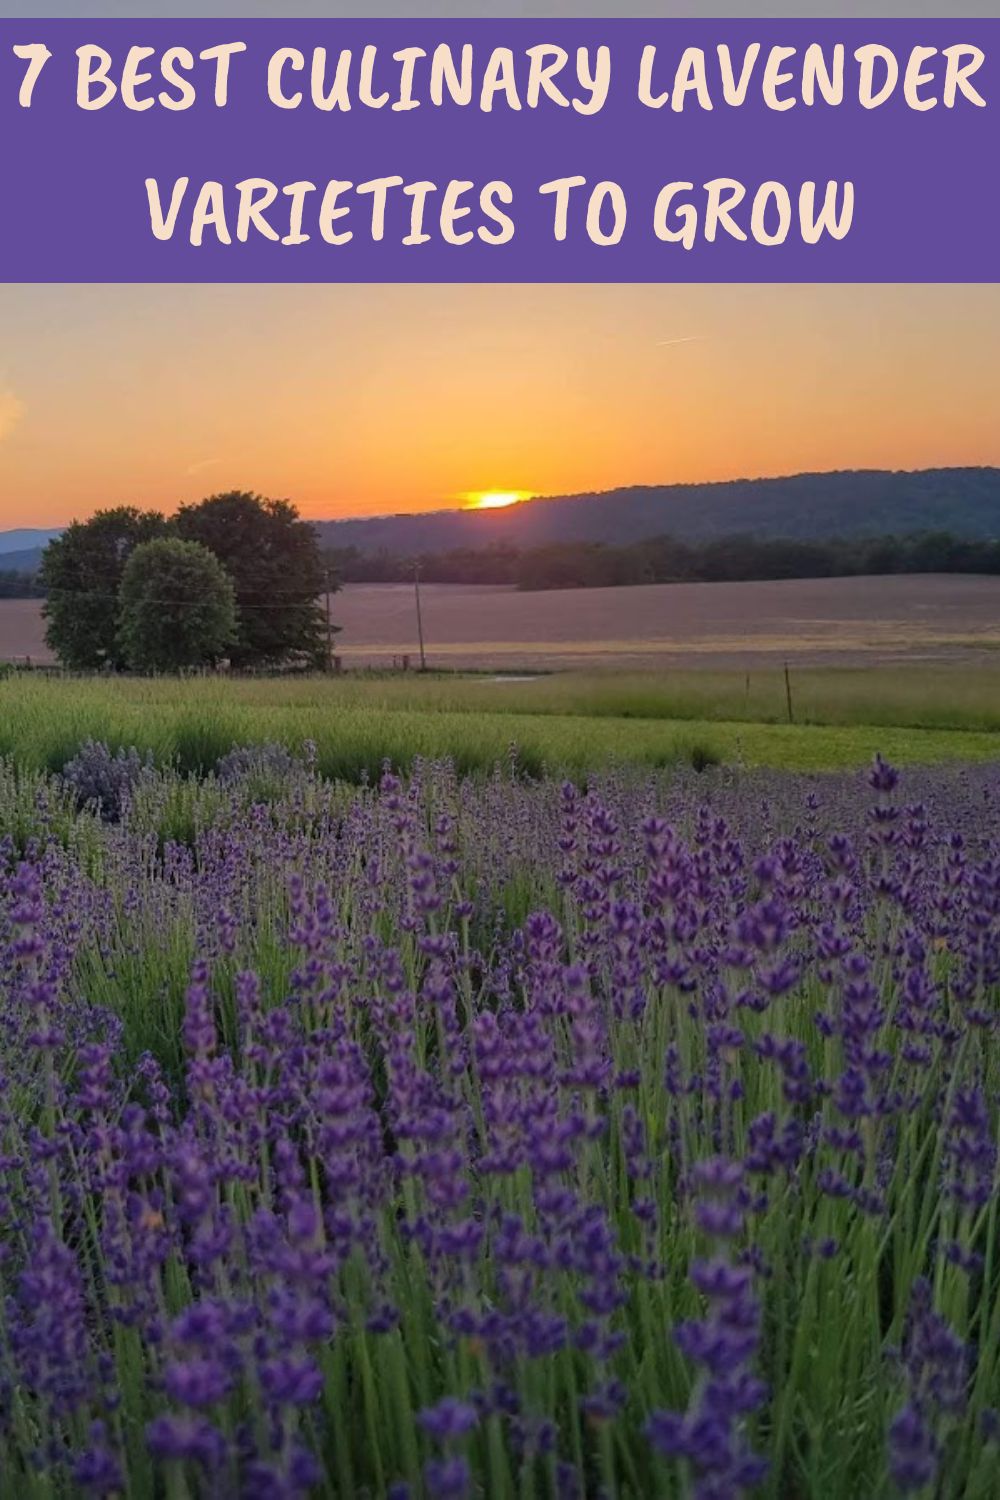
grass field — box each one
[1,666,998,778]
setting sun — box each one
[462,489,533,510]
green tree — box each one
[176,492,329,667]
[117,538,236,673]
[40,507,168,669]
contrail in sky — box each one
[655,336,704,348]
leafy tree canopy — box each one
[40,506,169,670]
[176,492,329,668]
[117,538,237,673]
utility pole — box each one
[414,561,427,672]
[324,567,334,673]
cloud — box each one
[0,388,24,443]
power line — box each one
[39,584,332,612]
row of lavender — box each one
[1,749,999,1498]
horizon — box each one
[2,283,999,530]
[4,459,999,540]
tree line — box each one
[327,530,1000,591]
[0,570,46,599]
[39,492,333,672]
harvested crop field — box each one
[6,573,1000,671]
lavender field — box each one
[2,745,999,1498]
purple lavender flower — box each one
[888,1403,937,1493]
[419,1398,479,1442]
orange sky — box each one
[1,283,998,528]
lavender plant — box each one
[61,739,154,822]
[0,750,997,1498]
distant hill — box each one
[0,528,61,554]
[0,545,46,574]
[2,469,998,575]
[314,468,1000,556]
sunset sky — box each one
[1,282,998,528]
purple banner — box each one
[1,19,996,281]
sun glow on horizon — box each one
[462,489,534,510]
[2,283,999,531]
